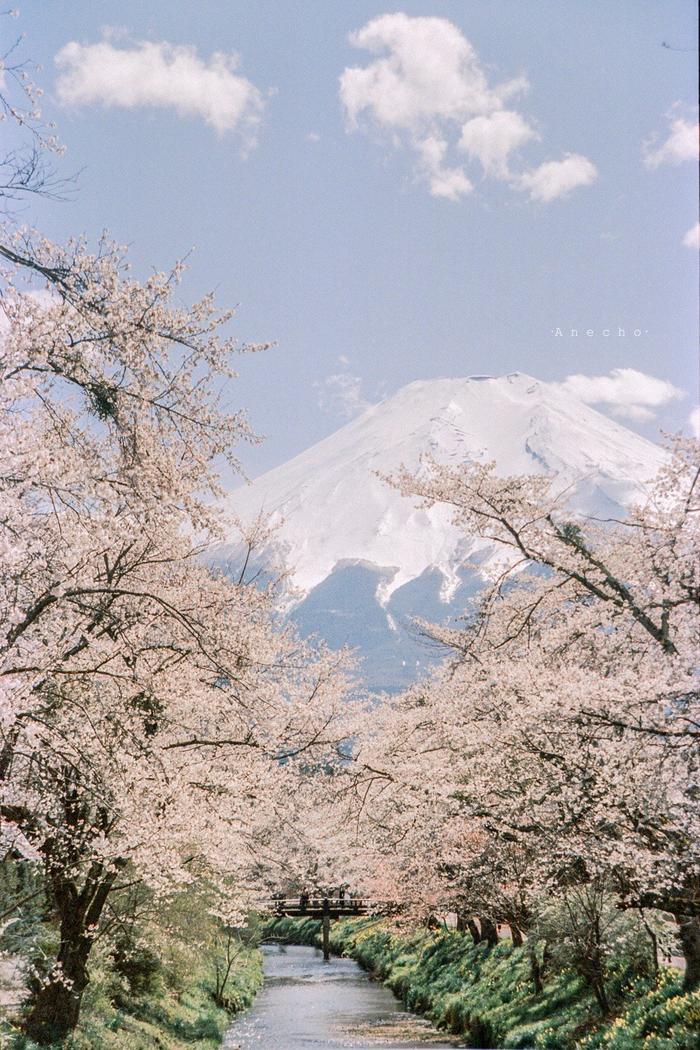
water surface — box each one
[225,943,459,1048]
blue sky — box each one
[14,0,700,476]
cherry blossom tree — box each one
[351,441,699,991]
[0,9,67,214]
[0,237,354,1042]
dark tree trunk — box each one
[585,916,610,1016]
[479,916,498,947]
[637,908,659,981]
[529,945,543,994]
[676,913,700,991]
[624,878,700,989]
[24,911,92,1044]
[466,918,481,945]
[510,924,524,947]
[23,865,116,1045]
[590,975,610,1016]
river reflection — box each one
[224,943,460,1049]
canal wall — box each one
[264,916,699,1049]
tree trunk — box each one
[24,912,92,1044]
[510,924,524,947]
[214,931,233,1007]
[322,898,331,961]
[637,908,659,981]
[590,975,610,1016]
[583,916,610,1016]
[479,916,498,947]
[24,864,116,1045]
[466,918,481,945]
[676,913,700,991]
[529,945,543,994]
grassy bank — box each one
[1,914,262,1050]
[264,916,700,1049]
[0,886,262,1050]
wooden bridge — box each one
[257,896,377,959]
[259,896,373,919]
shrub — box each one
[112,937,163,997]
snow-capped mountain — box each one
[216,373,666,690]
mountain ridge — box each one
[220,372,665,596]
[214,372,666,689]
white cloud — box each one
[643,111,698,169]
[519,153,598,202]
[459,109,537,177]
[689,406,700,438]
[55,38,265,145]
[682,222,700,249]
[315,373,372,419]
[558,368,684,422]
[415,135,473,200]
[339,13,595,204]
[341,13,523,133]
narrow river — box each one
[224,943,460,1049]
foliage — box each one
[2,890,262,1049]
[0,234,356,1040]
[578,972,700,1050]
[265,916,699,1049]
[111,938,163,998]
[321,918,595,1047]
[263,915,321,946]
[0,24,697,1046]
[340,440,700,1002]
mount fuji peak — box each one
[216,372,666,690]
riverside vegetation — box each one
[265,915,700,1049]
[0,857,263,1049]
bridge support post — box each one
[322,898,331,962]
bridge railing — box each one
[255,896,380,914]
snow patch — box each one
[217,372,666,606]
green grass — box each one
[0,858,264,1049]
[2,935,262,1049]
[263,916,699,1049]
[576,972,700,1050]
[263,915,323,947]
